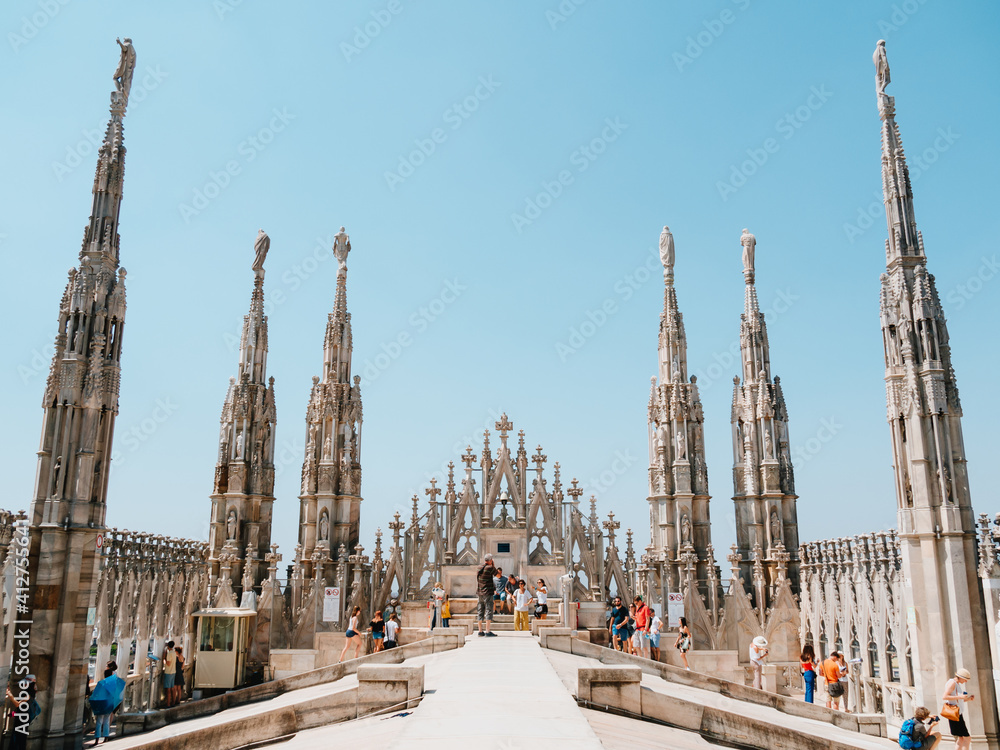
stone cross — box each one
[518,430,526,454]
[532,445,547,471]
[461,446,477,469]
[773,542,790,582]
[495,413,513,441]
[389,512,404,549]
[727,544,742,582]
[567,478,583,506]
[603,511,620,545]
[425,477,441,505]
[265,543,281,577]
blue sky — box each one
[2,1,998,565]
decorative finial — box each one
[252,229,270,279]
[659,225,674,280]
[740,228,756,283]
[332,226,351,269]
[113,37,136,106]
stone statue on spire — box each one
[740,228,756,280]
[333,226,351,268]
[113,37,136,103]
[659,226,675,278]
[874,39,890,96]
[252,229,270,278]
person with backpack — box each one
[88,666,125,745]
[898,707,941,749]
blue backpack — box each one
[898,718,920,749]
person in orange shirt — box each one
[822,651,845,710]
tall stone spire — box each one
[298,227,364,584]
[209,230,277,605]
[875,41,998,743]
[646,227,714,607]
[730,229,800,599]
[25,39,136,743]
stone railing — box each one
[799,531,910,721]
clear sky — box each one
[1,1,998,566]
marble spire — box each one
[209,232,278,602]
[874,41,998,743]
[646,226,714,607]
[298,227,364,580]
[730,229,800,599]
[26,40,136,743]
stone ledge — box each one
[357,664,424,716]
[552,636,886,739]
[577,666,642,708]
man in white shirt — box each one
[384,614,400,649]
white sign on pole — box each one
[323,587,341,623]
[667,592,684,629]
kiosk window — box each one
[497,543,510,553]
[200,617,236,652]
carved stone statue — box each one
[680,513,692,544]
[764,428,774,459]
[227,510,238,540]
[323,436,332,459]
[659,226,675,277]
[113,38,136,103]
[235,431,244,459]
[319,512,330,542]
[769,509,781,545]
[671,354,680,381]
[332,226,351,268]
[874,40,890,96]
[676,429,687,460]
[740,228,756,278]
[252,229,270,276]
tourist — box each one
[161,640,177,707]
[608,597,628,651]
[648,606,663,662]
[822,650,845,710]
[750,636,768,690]
[338,605,364,662]
[513,579,534,631]
[942,668,975,749]
[89,666,125,745]
[632,596,650,659]
[799,643,818,704]
[384,613,400,649]
[898,706,942,750]
[624,604,638,655]
[428,580,445,630]
[674,616,692,670]
[173,646,185,705]
[476,553,497,637]
[370,609,386,652]
[505,574,518,614]
[533,579,548,620]
[837,652,850,708]
[493,567,505,610]
[441,594,451,628]
[7,675,39,750]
